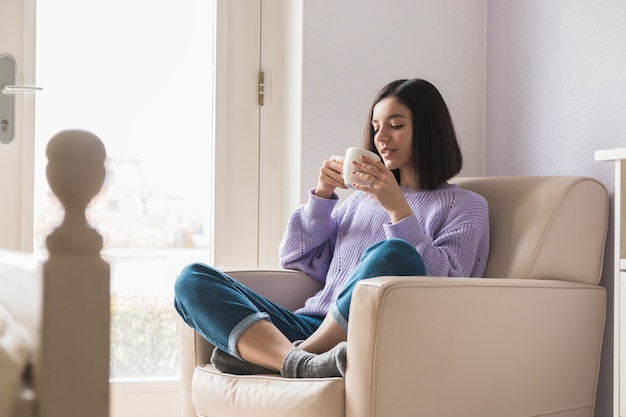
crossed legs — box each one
[175,238,425,378]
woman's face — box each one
[371,97,414,184]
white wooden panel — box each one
[0,0,36,251]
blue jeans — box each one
[174,238,426,359]
[330,238,426,331]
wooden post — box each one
[38,130,110,417]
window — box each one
[34,0,216,384]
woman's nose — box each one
[375,128,390,142]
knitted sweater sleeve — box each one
[278,190,344,282]
[384,192,489,277]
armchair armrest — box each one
[180,269,322,417]
[223,269,323,312]
[345,276,606,417]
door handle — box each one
[3,85,43,94]
[0,54,43,145]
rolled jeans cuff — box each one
[330,302,349,333]
[228,312,270,359]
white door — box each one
[0,1,273,416]
[0,0,36,251]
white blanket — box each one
[0,251,39,417]
[0,305,32,417]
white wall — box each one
[487,1,626,416]
[296,0,487,202]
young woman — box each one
[174,78,490,378]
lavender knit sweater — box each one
[279,184,490,317]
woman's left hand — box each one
[350,156,413,223]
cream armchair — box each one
[180,176,609,417]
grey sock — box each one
[210,347,278,375]
[280,341,347,378]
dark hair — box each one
[362,79,462,190]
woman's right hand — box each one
[314,155,348,199]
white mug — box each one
[343,147,382,188]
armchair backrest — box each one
[452,176,609,285]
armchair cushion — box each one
[192,366,344,417]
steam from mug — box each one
[343,147,382,188]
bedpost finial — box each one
[45,130,107,256]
